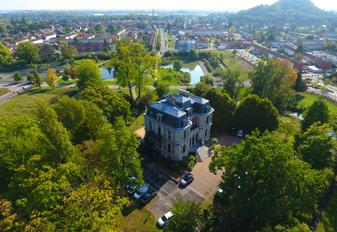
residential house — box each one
[144,90,214,161]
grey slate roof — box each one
[150,101,186,118]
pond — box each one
[161,63,205,85]
[100,67,115,80]
[288,112,304,120]
[101,62,205,85]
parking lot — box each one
[143,156,223,219]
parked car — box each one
[179,173,194,188]
[133,183,149,199]
[157,211,173,228]
[125,176,137,194]
[237,130,244,138]
[140,187,157,204]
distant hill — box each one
[229,0,337,26]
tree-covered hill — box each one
[229,0,337,26]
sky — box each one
[0,0,336,12]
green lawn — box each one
[0,87,67,120]
[56,78,76,85]
[317,189,337,232]
[168,34,175,49]
[296,92,337,118]
[117,201,160,232]
[222,52,254,81]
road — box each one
[0,83,33,104]
[159,28,169,57]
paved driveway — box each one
[190,157,223,201]
[144,156,222,219]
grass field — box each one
[117,201,160,232]
[221,51,254,81]
[0,87,67,120]
[296,92,337,118]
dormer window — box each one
[157,113,162,122]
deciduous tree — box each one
[222,68,241,99]
[302,100,329,131]
[79,86,132,124]
[210,131,330,231]
[16,41,39,64]
[250,58,296,112]
[46,68,58,89]
[234,94,279,133]
[97,119,143,187]
[0,42,13,67]
[76,59,103,90]
[295,123,337,170]
[36,101,76,163]
[202,88,236,132]
[164,201,202,232]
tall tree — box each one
[111,41,136,99]
[54,96,107,143]
[76,59,103,90]
[31,67,42,88]
[36,101,76,163]
[234,94,279,133]
[13,72,22,82]
[250,58,296,112]
[222,68,241,99]
[46,68,58,89]
[302,100,329,131]
[210,131,330,231]
[0,42,13,67]
[133,46,159,99]
[58,175,127,231]
[295,123,337,170]
[97,119,143,187]
[0,116,50,192]
[202,88,236,132]
[164,201,202,232]
[16,41,39,64]
[295,72,307,92]
[112,41,159,100]
[79,86,132,124]
[60,42,77,61]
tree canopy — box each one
[234,94,279,133]
[295,123,337,170]
[250,58,296,112]
[79,86,132,125]
[46,68,58,89]
[222,69,241,99]
[15,41,40,64]
[302,100,329,131]
[210,131,330,231]
[202,88,236,132]
[76,59,103,90]
[164,201,202,232]
[112,41,159,100]
[0,42,13,67]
